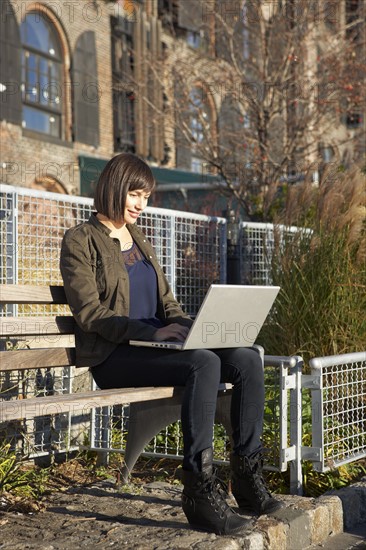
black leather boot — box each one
[182,448,253,535]
[231,452,284,516]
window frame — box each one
[111,15,136,153]
[20,11,63,139]
[189,86,212,169]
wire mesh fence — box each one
[0,362,75,457]
[0,184,226,458]
[262,364,283,470]
[240,221,312,285]
[92,410,233,465]
[309,352,366,472]
[2,184,364,485]
[138,207,226,316]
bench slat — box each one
[0,348,75,371]
[0,316,75,336]
[0,285,67,304]
[0,387,180,422]
[0,384,232,423]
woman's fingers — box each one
[153,324,190,342]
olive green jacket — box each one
[60,213,193,367]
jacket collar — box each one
[88,212,142,240]
[88,212,112,236]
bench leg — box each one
[121,390,233,483]
[121,395,183,483]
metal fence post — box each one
[289,356,304,495]
[170,215,176,295]
[225,210,241,284]
[219,221,227,283]
[6,191,18,315]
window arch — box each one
[20,11,63,137]
[31,175,67,194]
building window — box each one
[158,0,178,27]
[176,84,215,172]
[20,12,62,137]
[241,2,250,60]
[187,30,201,49]
[191,156,203,173]
[111,16,136,153]
[320,144,335,163]
[346,0,362,41]
[187,29,208,52]
[346,112,363,128]
[242,113,250,129]
[189,87,211,173]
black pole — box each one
[225,209,241,284]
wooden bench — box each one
[0,284,244,481]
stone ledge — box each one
[324,476,366,531]
[253,494,343,550]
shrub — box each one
[0,443,48,499]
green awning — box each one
[79,155,108,197]
[151,166,221,185]
[79,155,221,197]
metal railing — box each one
[305,351,366,473]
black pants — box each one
[91,345,265,472]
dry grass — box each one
[280,166,365,255]
[259,168,366,360]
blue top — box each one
[122,241,163,328]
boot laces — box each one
[200,470,233,519]
[247,457,272,502]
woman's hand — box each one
[152,323,190,342]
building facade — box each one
[0,0,164,195]
[0,0,364,217]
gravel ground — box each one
[1,458,365,550]
[0,479,259,549]
[0,458,257,549]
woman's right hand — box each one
[152,323,190,342]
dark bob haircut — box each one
[94,153,156,221]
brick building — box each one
[0,1,364,217]
[0,0,162,194]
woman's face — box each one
[124,189,151,224]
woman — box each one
[60,153,282,536]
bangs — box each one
[127,165,156,193]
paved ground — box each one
[0,461,365,550]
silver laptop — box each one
[129,284,280,350]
